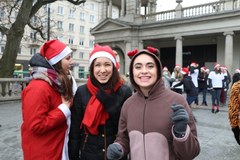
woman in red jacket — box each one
[21,39,77,160]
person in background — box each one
[107,47,200,160]
[189,62,199,106]
[21,39,77,160]
[228,71,240,145]
[220,66,231,107]
[232,69,240,86]
[162,66,172,89]
[171,64,184,94]
[68,44,132,160]
[208,63,225,113]
[205,68,211,93]
[172,67,198,107]
[198,66,208,106]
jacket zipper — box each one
[143,99,147,160]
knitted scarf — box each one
[31,66,62,92]
[81,78,123,135]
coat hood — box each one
[129,48,163,93]
[29,53,53,69]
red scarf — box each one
[81,78,123,135]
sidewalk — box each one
[0,95,239,160]
[0,101,22,160]
[190,92,239,160]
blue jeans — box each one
[199,88,207,103]
[187,95,198,105]
[211,88,222,106]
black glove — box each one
[232,127,240,145]
[107,143,124,160]
[96,88,122,115]
[171,104,189,137]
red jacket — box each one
[21,79,69,160]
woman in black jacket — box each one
[68,44,132,160]
[172,67,198,106]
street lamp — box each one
[47,4,50,40]
[176,0,183,4]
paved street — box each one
[0,95,240,160]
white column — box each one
[223,31,234,74]
[175,36,183,66]
[137,0,142,15]
[148,2,151,14]
[138,40,143,50]
[121,0,125,16]
[108,0,112,18]
[224,0,234,10]
[125,40,132,74]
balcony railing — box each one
[143,0,240,22]
[0,78,87,102]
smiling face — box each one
[132,54,158,95]
[93,57,113,84]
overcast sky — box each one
[157,0,218,11]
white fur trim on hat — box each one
[89,51,116,66]
[48,46,72,65]
[214,63,220,68]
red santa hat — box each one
[116,62,120,71]
[201,66,207,71]
[163,67,168,71]
[175,64,181,69]
[205,68,210,73]
[220,65,227,70]
[214,63,220,68]
[235,68,240,73]
[40,39,72,65]
[190,62,198,67]
[181,67,189,75]
[89,44,116,66]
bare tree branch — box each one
[0,26,9,35]
[27,22,46,40]
[67,0,86,5]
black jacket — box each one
[198,72,208,90]
[68,84,132,160]
[173,75,198,96]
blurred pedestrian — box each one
[107,47,200,160]
[162,66,172,89]
[68,44,132,160]
[171,64,183,94]
[232,70,240,86]
[208,63,225,113]
[172,67,198,107]
[21,39,77,160]
[198,66,208,106]
[189,62,199,106]
[220,66,231,106]
[228,73,240,145]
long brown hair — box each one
[89,59,121,90]
[53,62,73,100]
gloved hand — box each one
[232,127,240,145]
[107,143,124,160]
[171,104,189,138]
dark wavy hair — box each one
[89,59,121,90]
[232,73,240,87]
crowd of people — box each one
[162,62,234,114]
[20,39,240,160]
